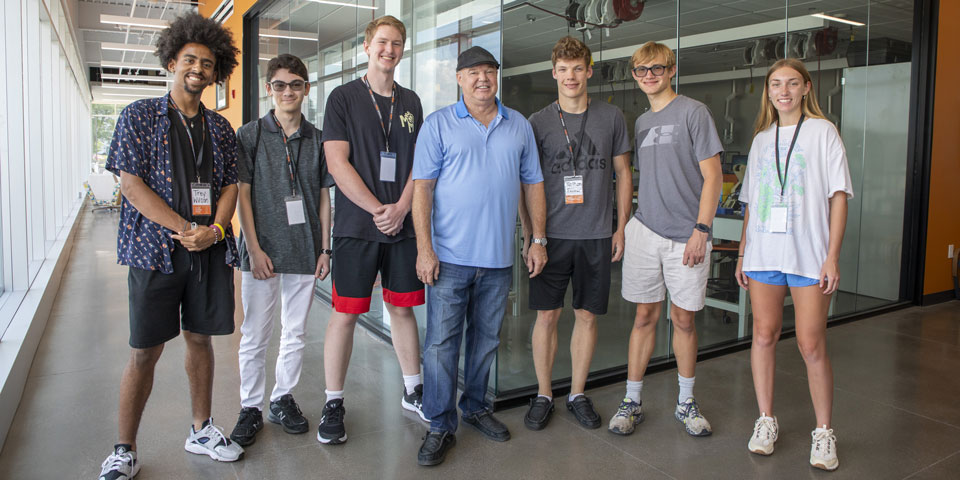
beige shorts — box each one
[621,217,711,311]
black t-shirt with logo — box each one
[321,78,423,243]
[168,107,215,226]
[528,100,630,240]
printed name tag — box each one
[285,195,306,225]
[380,151,397,182]
[564,175,584,204]
[191,182,212,216]
[770,205,788,233]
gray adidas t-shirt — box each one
[236,112,335,274]
[633,95,722,243]
[529,101,630,239]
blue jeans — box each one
[422,262,512,433]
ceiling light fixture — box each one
[101,42,155,53]
[306,0,377,10]
[101,73,174,83]
[100,14,170,30]
[101,61,166,71]
[100,85,169,93]
[259,29,319,42]
[810,13,865,27]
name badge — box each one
[770,204,788,233]
[380,151,397,182]
[564,175,584,204]
[285,195,306,225]
[191,182,212,216]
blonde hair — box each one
[630,41,675,68]
[752,58,827,137]
[364,15,406,45]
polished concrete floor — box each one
[1,205,959,479]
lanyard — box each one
[168,97,206,183]
[362,75,396,153]
[272,112,304,197]
[775,113,805,197]
[556,100,589,176]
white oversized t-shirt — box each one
[740,118,854,280]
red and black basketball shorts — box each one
[331,237,425,314]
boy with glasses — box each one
[607,41,723,438]
[229,54,333,447]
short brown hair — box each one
[551,36,591,67]
[266,54,308,82]
[630,41,675,68]
[364,15,406,44]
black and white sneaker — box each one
[230,407,263,446]
[317,398,347,445]
[402,384,429,422]
[268,394,309,434]
[99,444,139,480]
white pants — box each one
[238,272,316,409]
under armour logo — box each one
[400,111,415,133]
[639,124,678,148]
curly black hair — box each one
[155,13,239,84]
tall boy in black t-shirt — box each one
[318,15,426,445]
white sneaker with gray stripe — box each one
[184,420,245,462]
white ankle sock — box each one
[568,392,584,402]
[626,380,643,403]
[678,374,695,403]
[402,373,421,395]
[325,389,344,403]
[538,394,553,402]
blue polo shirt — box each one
[413,98,543,268]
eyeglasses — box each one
[269,80,306,92]
[632,65,668,77]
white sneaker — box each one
[675,397,712,436]
[748,414,779,455]
[184,419,245,462]
[810,426,839,471]
[99,445,140,480]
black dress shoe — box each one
[462,410,510,442]
[567,395,602,429]
[524,396,555,431]
[418,431,456,466]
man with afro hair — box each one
[100,13,243,480]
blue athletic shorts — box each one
[744,270,819,287]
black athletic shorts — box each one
[127,242,236,349]
[528,237,612,315]
[331,237,424,314]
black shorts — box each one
[528,237,611,315]
[127,242,236,349]
[331,237,424,314]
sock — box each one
[678,374,695,403]
[403,373,421,395]
[568,392,584,402]
[538,394,553,402]
[626,380,643,403]
[114,443,133,454]
[325,389,344,403]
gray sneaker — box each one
[675,397,712,436]
[99,444,139,480]
[608,398,643,435]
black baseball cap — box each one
[457,46,500,71]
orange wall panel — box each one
[199,0,256,130]
[926,0,960,295]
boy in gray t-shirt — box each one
[230,55,334,447]
[608,42,723,439]
[520,36,632,432]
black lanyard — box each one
[169,97,206,183]
[272,112,304,197]
[775,113,805,197]
[556,100,589,176]
[362,75,396,152]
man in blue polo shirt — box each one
[412,46,547,466]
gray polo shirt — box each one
[236,111,335,274]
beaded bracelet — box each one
[209,223,225,243]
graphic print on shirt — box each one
[638,124,680,148]
[754,140,807,235]
[548,133,607,175]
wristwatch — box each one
[320,249,333,256]
[531,237,548,247]
[694,223,711,234]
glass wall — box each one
[247,0,917,399]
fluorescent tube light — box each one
[259,29,318,42]
[101,73,174,83]
[810,13,865,27]
[101,85,168,93]
[101,42,154,53]
[101,61,167,71]
[100,14,170,30]
[306,0,377,10]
